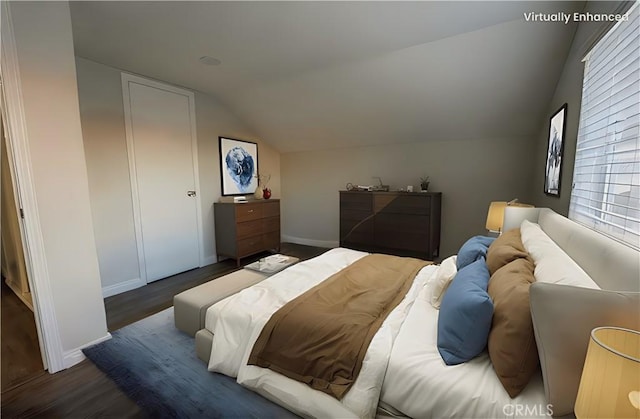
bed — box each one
[202,208,639,418]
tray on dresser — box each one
[244,254,300,274]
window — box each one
[569,2,640,250]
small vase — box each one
[262,188,272,199]
[420,182,429,192]
[254,185,263,200]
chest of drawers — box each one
[340,191,441,260]
[214,200,280,266]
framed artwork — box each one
[544,104,567,196]
[219,136,258,196]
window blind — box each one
[569,2,640,250]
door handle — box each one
[187,190,196,197]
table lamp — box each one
[485,200,533,234]
[575,327,640,419]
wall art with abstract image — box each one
[544,104,567,196]
[219,137,258,196]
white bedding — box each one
[381,284,549,419]
[206,247,548,418]
[206,248,368,377]
[206,247,438,418]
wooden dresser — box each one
[214,200,280,266]
[340,191,441,260]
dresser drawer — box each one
[340,210,374,244]
[375,195,430,215]
[236,203,263,222]
[263,216,280,233]
[374,194,431,215]
[263,231,280,248]
[236,219,264,239]
[340,192,373,212]
[375,214,429,251]
[263,201,280,218]
[237,235,265,257]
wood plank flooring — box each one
[1,280,44,390]
[1,243,329,418]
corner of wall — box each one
[530,1,631,215]
[63,332,112,369]
[101,277,145,298]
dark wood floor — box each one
[1,243,329,418]
[1,280,45,390]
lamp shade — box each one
[486,201,507,232]
[485,201,534,233]
[575,327,640,419]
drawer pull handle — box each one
[248,210,254,213]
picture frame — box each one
[544,104,567,197]
[219,136,258,196]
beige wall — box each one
[194,91,281,263]
[281,1,630,260]
[75,58,140,292]
[7,1,108,354]
[75,57,280,295]
[281,136,535,258]
[530,1,629,213]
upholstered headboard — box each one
[503,207,639,292]
[504,207,640,416]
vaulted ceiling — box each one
[70,1,585,152]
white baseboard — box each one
[102,277,145,298]
[281,234,339,249]
[63,332,112,369]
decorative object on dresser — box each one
[219,136,259,196]
[371,177,390,192]
[344,177,390,192]
[420,176,430,192]
[214,199,280,266]
[339,190,441,260]
[253,173,271,200]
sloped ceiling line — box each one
[70,1,584,152]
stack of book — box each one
[218,196,248,203]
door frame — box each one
[1,1,57,371]
[1,112,33,310]
[121,73,204,283]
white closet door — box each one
[123,75,201,282]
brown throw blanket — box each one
[248,254,430,399]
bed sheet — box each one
[205,247,439,418]
[205,247,369,377]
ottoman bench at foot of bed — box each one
[173,268,268,337]
[195,329,214,363]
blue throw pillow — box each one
[437,258,493,365]
[456,236,496,270]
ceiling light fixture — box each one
[199,56,221,66]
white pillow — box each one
[520,220,600,289]
[423,255,457,308]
